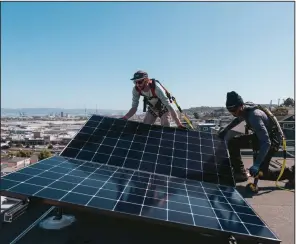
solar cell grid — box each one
[1,156,278,241]
[60,115,234,186]
[0,115,281,243]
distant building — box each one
[33,131,42,138]
[30,154,39,164]
[196,123,216,133]
[1,157,31,169]
[25,138,45,146]
[1,143,10,149]
[43,135,51,144]
[278,114,295,147]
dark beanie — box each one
[226,91,244,109]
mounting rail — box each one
[1,196,29,223]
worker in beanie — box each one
[218,91,294,188]
[226,91,244,111]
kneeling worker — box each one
[123,70,185,129]
[218,91,294,187]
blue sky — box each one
[1,2,294,110]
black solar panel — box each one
[0,115,281,243]
[1,156,279,243]
[60,115,235,186]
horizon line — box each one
[1,103,282,110]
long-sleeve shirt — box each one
[131,82,180,124]
[225,105,272,166]
[131,83,171,108]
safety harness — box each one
[135,79,162,113]
[135,79,194,129]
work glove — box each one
[178,124,188,130]
[217,127,227,140]
[249,164,260,177]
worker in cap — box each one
[122,70,186,129]
[218,91,294,188]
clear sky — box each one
[1,1,294,110]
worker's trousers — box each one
[228,133,293,181]
[143,111,170,127]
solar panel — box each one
[1,156,280,243]
[60,115,235,187]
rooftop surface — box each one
[0,157,294,244]
[236,157,295,244]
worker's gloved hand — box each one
[178,124,187,130]
[217,127,227,140]
[249,165,260,177]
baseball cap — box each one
[130,70,148,81]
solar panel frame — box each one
[0,156,280,244]
[60,115,235,187]
[0,115,281,244]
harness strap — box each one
[244,104,277,132]
[244,103,282,152]
[135,79,160,112]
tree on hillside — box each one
[273,107,288,116]
[39,149,52,161]
[16,150,32,158]
[282,98,294,107]
[8,151,16,157]
[48,144,53,149]
[193,112,200,119]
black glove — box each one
[217,128,227,140]
[178,124,188,130]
